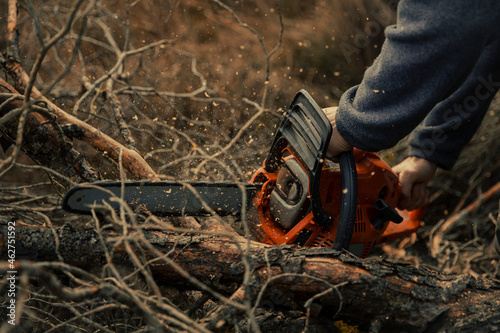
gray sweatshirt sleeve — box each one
[335,0,500,169]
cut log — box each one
[0,219,498,332]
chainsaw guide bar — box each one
[62,181,260,217]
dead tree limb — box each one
[1,219,498,332]
[1,60,159,180]
[0,78,99,182]
[1,0,158,181]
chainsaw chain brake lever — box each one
[265,89,358,251]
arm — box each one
[333,0,499,166]
[328,0,500,209]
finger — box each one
[397,170,416,202]
[405,183,429,211]
[397,197,410,211]
[396,175,411,210]
[410,183,426,210]
[326,126,353,160]
[322,107,338,123]
[417,183,430,208]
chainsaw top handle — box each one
[265,90,358,251]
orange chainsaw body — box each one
[250,148,424,258]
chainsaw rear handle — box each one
[265,90,358,251]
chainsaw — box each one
[62,90,425,258]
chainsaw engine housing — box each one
[250,149,423,258]
[248,90,424,258]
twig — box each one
[106,80,138,151]
[5,72,158,179]
[23,0,86,102]
[431,181,500,257]
[451,158,500,215]
[6,0,21,63]
[1,3,159,180]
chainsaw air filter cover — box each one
[269,156,310,229]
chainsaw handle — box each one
[265,90,358,251]
[331,150,358,251]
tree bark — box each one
[0,219,498,332]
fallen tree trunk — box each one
[0,219,499,332]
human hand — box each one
[392,156,437,211]
[323,107,353,160]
